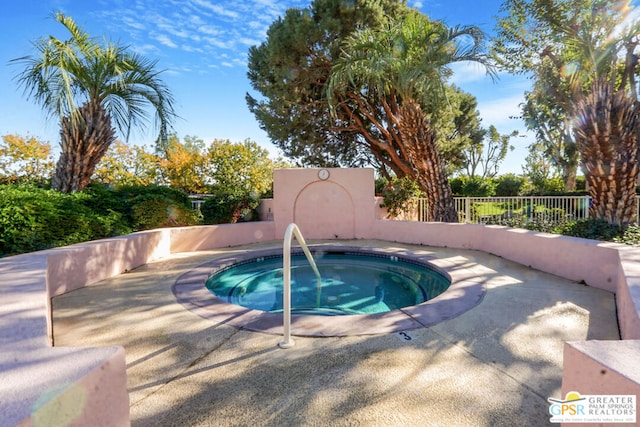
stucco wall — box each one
[0,224,276,427]
[273,168,375,239]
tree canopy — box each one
[0,134,54,184]
[12,13,176,192]
[247,0,409,168]
[493,0,639,191]
[247,0,500,175]
[493,0,639,225]
[327,11,495,220]
[93,136,287,198]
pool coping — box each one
[172,244,486,337]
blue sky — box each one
[0,1,636,174]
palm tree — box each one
[568,8,640,226]
[327,12,495,222]
[573,78,639,227]
[12,13,176,192]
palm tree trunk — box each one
[573,79,640,227]
[399,101,458,222]
[52,102,116,192]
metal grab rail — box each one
[279,223,321,349]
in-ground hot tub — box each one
[205,248,451,316]
[172,245,485,336]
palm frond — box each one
[10,13,176,144]
[328,13,496,109]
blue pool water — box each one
[205,251,451,315]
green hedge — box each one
[88,184,201,230]
[0,184,201,257]
[131,194,201,230]
[201,191,260,224]
[0,185,126,256]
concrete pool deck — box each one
[52,240,620,426]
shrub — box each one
[614,224,640,245]
[543,176,565,193]
[81,183,132,236]
[522,175,566,195]
[380,177,424,219]
[113,185,199,230]
[375,177,389,196]
[0,185,126,256]
[131,195,201,230]
[449,177,464,196]
[115,184,191,207]
[558,218,622,241]
[0,183,205,256]
[460,176,496,197]
[494,174,526,196]
[450,176,497,197]
[201,190,260,224]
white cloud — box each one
[478,95,526,130]
[155,34,178,48]
[238,37,262,47]
[198,25,221,36]
[122,17,146,31]
[190,14,205,26]
[204,37,233,50]
[132,43,161,55]
[450,62,493,85]
[164,69,181,76]
[181,44,203,53]
[192,0,240,19]
[94,0,308,71]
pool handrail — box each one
[279,223,321,348]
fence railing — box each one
[417,196,601,225]
[188,194,212,211]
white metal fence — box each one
[417,196,604,225]
[189,194,212,211]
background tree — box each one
[520,75,579,189]
[246,0,410,169]
[154,135,288,197]
[159,135,209,194]
[568,3,639,226]
[0,134,54,183]
[12,13,176,192]
[521,140,564,193]
[461,126,517,178]
[435,86,486,175]
[201,139,289,224]
[327,13,495,221]
[207,139,285,196]
[494,0,640,224]
[92,140,162,187]
[247,0,495,178]
[573,78,639,225]
[493,0,639,194]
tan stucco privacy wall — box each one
[0,168,639,426]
